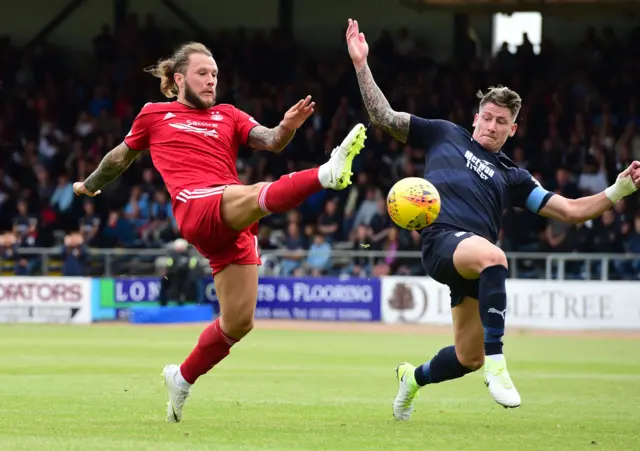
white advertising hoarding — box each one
[381,277,640,330]
[0,277,92,324]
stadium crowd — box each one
[1,14,640,279]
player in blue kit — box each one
[346,18,640,418]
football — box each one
[386,177,441,230]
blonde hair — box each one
[144,42,213,98]
[476,85,522,121]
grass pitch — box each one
[0,323,638,451]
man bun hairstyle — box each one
[476,85,522,121]
[144,42,213,98]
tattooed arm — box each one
[247,125,296,154]
[346,19,410,143]
[82,142,141,193]
[355,63,410,143]
[246,96,314,153]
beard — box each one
[184,82,215,109]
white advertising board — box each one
[381,277,640,330]
[0,277,92,324]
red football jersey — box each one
[124,101,260,200]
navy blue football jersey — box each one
[407,115,554,243]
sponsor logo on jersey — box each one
[185,120,218,128]
[168,123,219,137]
[464,150,495,180]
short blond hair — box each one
[476,85,522,121]
[144,42,213,98]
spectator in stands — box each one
[280,222,306,276]
[13,199,37,247]
[50,173,75,228]
[142,189,175,244]
[102,210,137,248]
[61,232,88,276]
[348,224,373,277]
[340,172,369,237]
[372,226,403,276]
[352,186,379,231]
[590,209,626,278]
[124,185,150,233]
[578,154,609,195]
[552,167,582,199]
[140,168,158,199]
[2,232,30,275]
[369,197,393,248]
[79,199,101,246]
[613,198,632,238]
[316,197,340,243]
[305,233,332,276]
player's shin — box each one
[479,265,521,407]
[179,317,239,385]
[412,345,474,388]
[258,168,323,214]
[478,265,508,360]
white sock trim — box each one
[175,368,192,390]
[486,354,505,362]
[258,183,272,214]
[318,162,332,188]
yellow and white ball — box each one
[386,177,441,230]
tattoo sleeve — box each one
[247,125,295,153]
[83,142,141,193]
[355,63,410,143]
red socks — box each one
[179,170,325,383]
[179,318,238,384]
[258,168,322,214]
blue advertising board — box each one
[111,276,381,322]
[115,277,162,303]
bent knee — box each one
[221,184,269,230]
[221,313,254,339]
[456,352,484,371]
[479,248,508,272]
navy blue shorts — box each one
[420,225,480,307]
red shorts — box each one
[172,185,261,275]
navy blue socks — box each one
[413,345,473,386]
[412,265,509,387]
[479,265,508,356]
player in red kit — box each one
[73,42,367,422]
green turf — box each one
[0,324,638,451]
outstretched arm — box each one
[347,18,410,143]
[539,192,618,224]
[539,162,640,224]
[81,142,141,194]
[247,95,315,153]
[355,63,410,143]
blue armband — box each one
[525,186,553,213]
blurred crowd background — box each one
[2,8,640,280]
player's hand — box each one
[630,160,640,188]
[280,95,315,130]
[73,182,101,197]
[346,18,369,70]
[619,161,640,186]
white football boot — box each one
[393,362,420,421]
[162,364,191,422]
[319,123,367,190]
[484,356,521,408]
